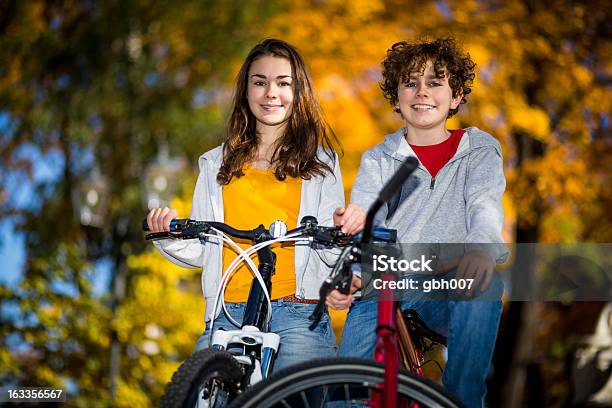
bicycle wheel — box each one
[230,357,465,408]
[160,349,244,408]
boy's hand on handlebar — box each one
[333,204,366,235]
[147,207,179,233]
[325,276,362,310]
[439,250,495,296]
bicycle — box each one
[230,156,466,408]
[144,215,355,407]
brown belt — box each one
[279,294,319,304]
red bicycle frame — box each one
[372,272,399,408]
[371,272,429,408]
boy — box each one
[332,38,508,408]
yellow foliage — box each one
[341,165,359,194]
[465,43,491,66]
[155,361,181,385]
[319,80,380,154]
[585,88,611,114]
[35,366,58,385]
[479,103,503,129]
[445,116,461,130]
[572,65,593,88]
[170,196,192,218]
[540,207,582,242]
[138,355,153,371]
[502,194,516,244]
[116,380,151,408]
[508,105,551,142]
[127,248,196,281]
[38,305,60,327]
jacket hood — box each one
[380,126,502,161]
[198,144,338,172]
[198,145,224,169]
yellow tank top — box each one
[222,165,302,302]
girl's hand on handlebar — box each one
[325,276,362,310]
[147,207,179,233]
[333,204,365,235]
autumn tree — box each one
[262,1,611,406]
[0,1,281,406]
[1,0,609,407]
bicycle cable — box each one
[206,231,269,336]
[216,234,311,327]
[207,229,311,338]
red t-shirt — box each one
[410,129,465,178]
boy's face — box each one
[397,60,462,131]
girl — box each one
[146,39,344,371]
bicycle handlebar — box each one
[142,216,353,247]
[143,153,415,328]
[143,218,258,241]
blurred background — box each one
[0,1,610,407]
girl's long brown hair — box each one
[217,39,340,185]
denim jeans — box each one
[338,272,504,408]
[195,299,337,372]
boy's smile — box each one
[397,60,462,140]
[411,103,437,111]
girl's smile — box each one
[247,56,294,131]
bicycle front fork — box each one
[210,326,280,382]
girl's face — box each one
[397,60,462,131]
[247,56,295,132]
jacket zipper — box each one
[430,177,435,190]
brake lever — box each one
[312,227,353,247]
[145,232,174,241]
[309,279,332,326]
[309,258,354,328]
[177,221,211,239]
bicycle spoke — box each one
[300,391,312,408]
[321,385,329,407]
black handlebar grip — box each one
[143,218,184,232]
[378,156,419,203]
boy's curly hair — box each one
[380,38,475,118]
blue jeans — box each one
[339,273,504,408]
[195,299,337,372]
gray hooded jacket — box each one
[153,145,344,321]
[352,126,508,264]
